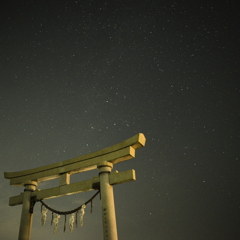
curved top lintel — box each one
[4,133,146,180]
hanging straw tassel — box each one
[76,210,78,228]
[64,215,67,232]
[51,212,54,225]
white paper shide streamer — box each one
[80,204,86,227]
[53,214,60,234]
[69,213,75,232]
[39,190,99,233]
[41,208,48,226]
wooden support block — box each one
[59,173,70,186]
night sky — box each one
[0,1,240,240]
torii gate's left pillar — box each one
[18,181,38,240]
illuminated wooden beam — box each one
[9,169,136,206]
[4,133,145,187]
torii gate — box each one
[4,133,146,240]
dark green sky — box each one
[0,1,239,239]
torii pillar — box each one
[18,181,38,240]
[98,161,118,240]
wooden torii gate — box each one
[4,133,146,240]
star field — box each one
[0,1,239,240]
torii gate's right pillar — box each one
[98,161,118,240]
